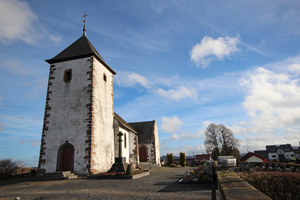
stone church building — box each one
[38,23,160,175]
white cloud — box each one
[160,143,206,156]
[240,65,300,133]
[166,121,209,141]
[116,72,198,101]
[50,35,62,44]
[170,133,180,140]
[155,86,197,101]
[1,59,28,76]
[0,0,39,44]
[229,125,248,136]
[190,36,240,68]
[115,71,151,89]
[288,64,300,75]
[161,116,183,133]
[239,132,300,153]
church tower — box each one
[38,19,116,175]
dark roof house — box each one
[266,144,293,153]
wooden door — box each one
[139,146,147,162]
[61,145,73,171]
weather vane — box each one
[82,11,88,36]
[82,11,88,23]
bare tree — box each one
[204,123,240,159]
[0,159,18,177]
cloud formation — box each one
[155,86,197,101]
[166,121,210,141]
[240,63,300,133]
[190,36,240,68]
[2,59,29,76]
[115,71,151,89]
[0,0,39,44]
[115,71,198,101]
[161,116,183,133]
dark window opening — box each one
[64,69,72,82]
[103,74,107,82]
[124,133,127,148]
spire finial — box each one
[82,11,88,36]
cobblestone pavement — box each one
[0,166,212,200]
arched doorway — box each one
[57,142,74,171]
[139,146,147,162]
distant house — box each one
[293,146,300,159]
[240,152,267,163]
[195,154,211,161]
[254,144,296,161]
[266,144,295,160]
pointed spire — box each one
[82,11,88,36]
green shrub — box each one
[169,164,177,167]
[126,164,133,175]
[167,153,173,166]
[180,152,186,167]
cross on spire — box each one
[82,11,88,36]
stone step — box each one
[138,162,158,169]
[33,171,77,181]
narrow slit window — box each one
[64,69,72,82]
[124,133,127,148]
[103,73,107,82]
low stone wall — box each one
[217,171,271,200]
[87,171,150,180]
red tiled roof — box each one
[240,152,267,162]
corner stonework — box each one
[38,64,56,168]
[84,57,98,174]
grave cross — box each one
[117,132,123,158]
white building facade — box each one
[38,25,160,176]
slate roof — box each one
[254,150,268,158]
[266,144,293,153]
[129,121,155,144]
[114,113,137,134]
[46,35,116,74]
[293,147,300,154]
[240,152,267,162]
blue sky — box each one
[1,0,300,167]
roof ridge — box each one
[46,35,116,74]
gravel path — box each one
[0,166,212,200]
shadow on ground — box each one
[155,175,211,192]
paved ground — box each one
[0,166,213,200]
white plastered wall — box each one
[41,58,92,175]
[153,121,161,166]
[246,156,264,163]
[91,58,115,173]
[118,127,130,163]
